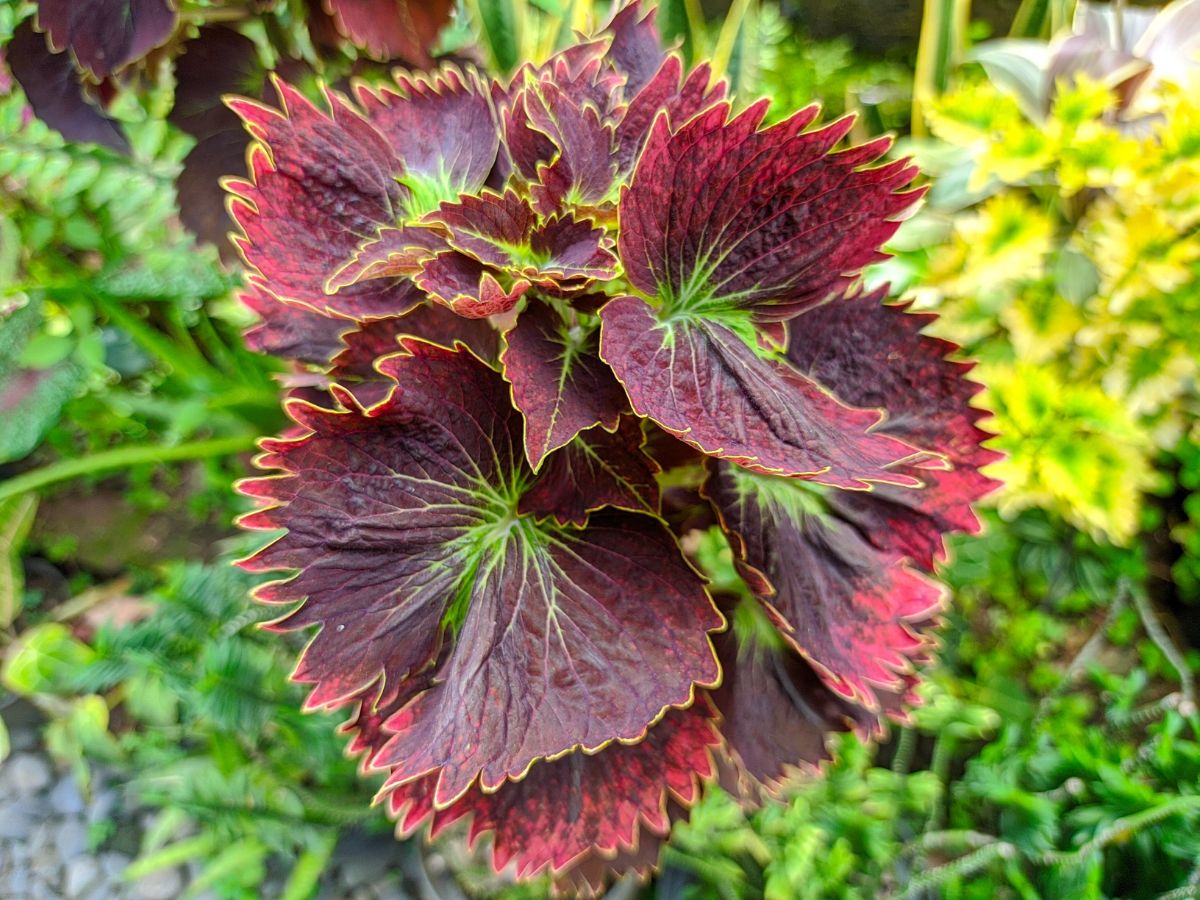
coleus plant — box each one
[230,3,999,893]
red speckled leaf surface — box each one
[500,298,627,468]
[240,341,722,809]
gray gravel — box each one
[0,699,482,900]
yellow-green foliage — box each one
[911,74,1200,543]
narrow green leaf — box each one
[183,840,267,897]
[124,835,220,881]
[0,714,10,764]
[280,833,337,900]
[0,492,37,627]
[467,0,521,73]
[913,0,973,136]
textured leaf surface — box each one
[240,286,350,366]
[614,57,725,173]
[7,22,129,154]
[240,342,721,807]
[519,417,659,525]
[501,299,627,468]
[226,80,414,320]
[355,68,498,219]
[333,304,500,373]
[36,0,176,78]
[786,286,1001,569]
[600,295,925,488]
[706,461,940,708]
[602,1,665,98]
[618,102,918,321]
[711,614,877,791]
[385,701,719,877]
[517,80,620,215]
[321,0,453,66]
[414,192,616,317]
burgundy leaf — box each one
[615,57,725,173]
[383,701,718,878]
[177,130,252,257]
[7,21,129,154]
[327,224,445,291]
[355,67,499,218]
[240,285,351,366]
[519,417,660,525]
[516,80,620,215]
[786,286,1001,569]
[36,0,176,79]
[705,460,941,709]
[321,0,453,67]
[599,295,927,488]
[618,102,921,321]
[374,505,722,805]
[333,303,499,374]
[169,26,262,140]
[411,191,616,316]
[414,251,530,318]
[501,298,628,468]
[710,614,880,792]
[602,1,665,98]
[240,341,722,807]
[225,79,416,320]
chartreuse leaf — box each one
[0,714,9,764]
[0,493,38,628]
[239,340,722,808]
[602,102,928,488]
[2,622,96,696]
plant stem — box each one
[0,435,258,503]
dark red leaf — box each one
[225,79,417,320]
[240,285,351,366]
[410,191,616,316]
[599,295,927,488]
[7,21,129,154]
[786,286,1002,568]
[710,612,879,792]
[618,102,921,322]
[36,0,176,79]
[169,26,262,140]
[380,702,717,879]
[500,298,628,468]
[614,57,725,173]
[355,67,499,218]
[177,130,252,257]
[705,460,941,709]
[320,0,453,67]
[517,80,620,215]
[239,342,722,807]
[518,417,659,525]
[602,1,665,98]
[333,303,499,374]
